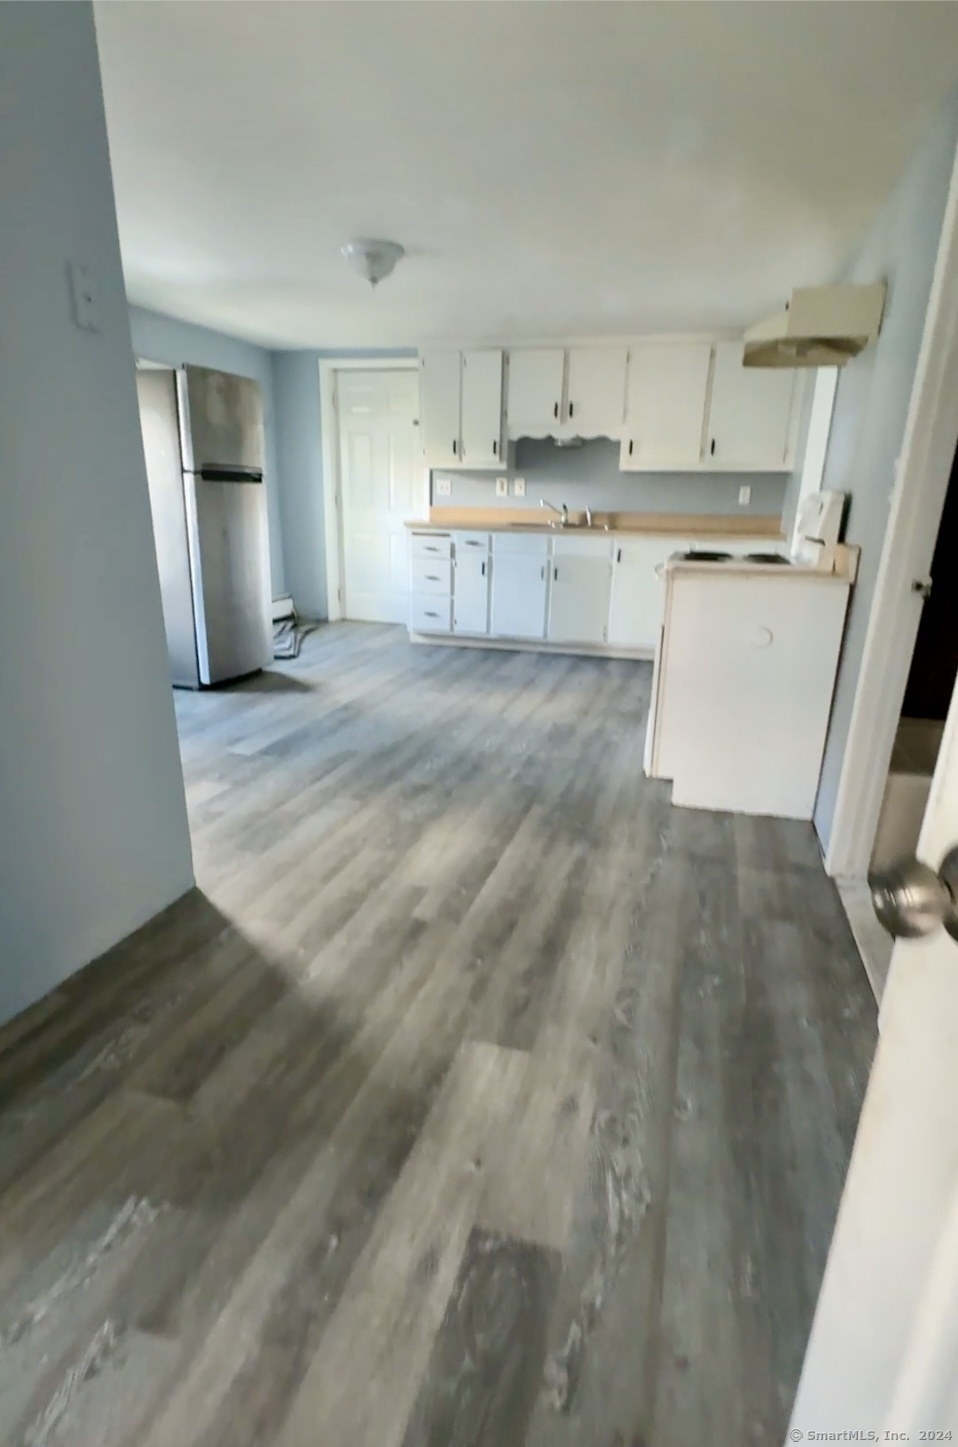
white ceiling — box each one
[94,1,958,350]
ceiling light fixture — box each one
[341,238,405,288]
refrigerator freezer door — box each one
[185,474,272,685]
[177,366,265,474]
[136,369,201,687]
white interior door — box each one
[337,369,423,623]
[790,669,958,1436]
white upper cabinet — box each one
[419,349,504,469]
[460,350,504,467]
[620,342,711,471]
[419,351,462,468]
[706,342,798,471]
[563,347,628,438]
[506,348,566,438]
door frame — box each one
[824,137,958,880]
[318,357,421,622]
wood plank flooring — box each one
[0,623,878,1447]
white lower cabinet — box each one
[490,537,549,639]
[410,594,453,633]
[453,550,490,634]
[607,535,688,650]
[547,536,613,644]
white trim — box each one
[824,136,958,879]
[318,357,419,623]
[790,367,838,551]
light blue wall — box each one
[129,305,285,594]
[0,3,193,1025]
[271,349,416,619]
[439,439,788,518]
[814,90,958,851]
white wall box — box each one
[620,342,712,470]
[419,349,505,468]
[706,342,798,470]
[506,348,566,437]
[563,347,628,438]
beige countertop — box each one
[406,507,785,540]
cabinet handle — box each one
[617,547,622,564]
[568,402,574,419]
[453,439,458,456]
[710,438,716,456]
[553,402,559,419]
[540,564,545,580]
[628,439,634,457]
[492,439,497,456]
[481,561,486,576]
[426,574,440,581]
[554,566,558,581]
[426,611,439,618]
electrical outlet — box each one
[513,477,526,497]
[435,476,452,497]
[495,477,509,498]
[738,485,751,506]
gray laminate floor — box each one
[0,624,877,1447]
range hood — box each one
[743,283,886,368]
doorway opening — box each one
[856,427,958,998]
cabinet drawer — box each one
[410,595,453,633]
[492,530,551,557]
[553,533,613,560]
[411,557,452,594]
[410,533,452,560]
[452,531,490,553]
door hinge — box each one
[911,577,933,601]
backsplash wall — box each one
[432,439,788,517]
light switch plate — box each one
[435,476,452,497]
[68,262,100,332]
[513,477,526,497]
[495,477,509,498]
[738,485,751,506]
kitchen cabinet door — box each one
[607,536,687,649]
[506,348,566,438]
[620,342,711,470]
[460,350,503,467]
[419,351,461,467]
[453,550,490,634]
[490,554,548,639]
[548,557,612,645]
[707,342,797,471]
[564,347,628,437]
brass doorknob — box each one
[869,846,958,941]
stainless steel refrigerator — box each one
[136,364,273,688]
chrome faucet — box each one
[540,498,569,527]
